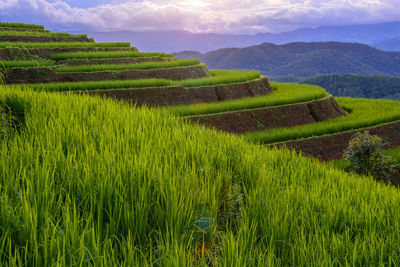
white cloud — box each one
[0,0,399,33]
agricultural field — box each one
[1,22,400,266]
[55,58,201,72]
[2,86,400,266]
[244,98,400,144]
[0,42,131,48]
[51,51,172,60]
[20,70,262,92]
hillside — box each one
[173,42,400,77]
[376,37,400,51]
[2,22,400,266]
[84,21,400,52]
[300,74,400,100]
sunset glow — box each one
[0,0,399,33]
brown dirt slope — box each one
[2,64,210,83]
[190,96,346,134]
[272,120,400,161]
[80,77,273,106]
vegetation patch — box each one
[167,82,327,116]
[0,30,88,37]
[0,59,54,68]
[0,92,27,140]
[0,22,44,29]
[51,51,173,60]
[190,96,346,134]
[344,131,396,183]
[245,97,400,144]
[23,70,260,92]
[0,42,132,48]
[55,59,201,73]
[2,86,400,265]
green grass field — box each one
[22,70,260,92]
[51,51,173,60]
[0,30,87,37]
[244,97,400,144]
[2,85,400,265]
[55,59,201,73]
[0,22,44,29]
[0,42,131,48]
[0,59,54,68]
[168,81,327,116]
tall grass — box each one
[23,70,262,92]
[2,85,400,265]
[55,59,201,73]
[178,69,260,87]
[0,42,131,48]
[0,22,44,29]
[51,51,173,60]
[23,79,173,92]
[0,30,87,37]
[168,82,327,116]
[0,60,54,68]
[245,97,400,144]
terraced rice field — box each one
[2,22,400,266]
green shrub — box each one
[344,131,395,182]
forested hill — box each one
[173,42,400,77]
[300,74,400,100]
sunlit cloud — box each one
[0,0,399,33]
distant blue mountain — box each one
[82,21,400,53]
[173,42,400,77]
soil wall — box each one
[191,96,347,134]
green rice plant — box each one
[178,69,260,88]
[2,85,400,265]
[0,42,131,48]
[167,82,327,116]
[0,22,44,29]
[51,51,173,60]
[245,97,400,144]
[55,59,201,73]
[384,147,400,162]
[0,60,54,68]
[0,30,87,37]
[24,79,173,92]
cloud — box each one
[0,0,399,33]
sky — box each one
[0,0,400,33]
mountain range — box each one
[83,21,400,53]
[173,42,400,78]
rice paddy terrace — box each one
[2,22,400,266]
[0,23,377,158]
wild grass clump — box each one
[56,59,201,73]
[168,82,327,116]
[51,51,173,60]
[0,42,131,48]
[245,97,400,144]
[344,131,396,182]
[0,22,44,29]
[2,85,400,265]
[0,60,54,69]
